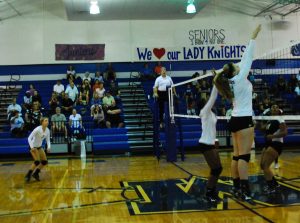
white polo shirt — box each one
[153,76,174,92]
[65,85,79,102]
[53,84,65,94]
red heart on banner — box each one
[153,48,166,59]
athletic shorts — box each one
[228,116,254,133]
[266,141,283,155]
[28,146,42,151]
[199,142,215,153]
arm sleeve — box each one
[28,128,37,148]
[46,129,51,149]
[237,40,255,80]
[200,85,218,117]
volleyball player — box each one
[25,117,51,182]
[213,25,261,204]
[198,76,223,203]
[260,104,287,194]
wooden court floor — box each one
[0,151,300,223]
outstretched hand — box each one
[252,24,262,40]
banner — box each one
[135,45,247,61]
[55,44,105,61]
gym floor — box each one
[0,151,299,223]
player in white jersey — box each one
[213,25,261,204]
[198,79,223,203]
[25,117,51,182]
[260,104,287,194]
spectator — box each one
[69,109,85,138]
[105,63,116,82]
[93,79,102,92]
[94,81,105,99]
[78,89,89,106]
[22,91,32,110]
[49,92,60,115]
[105,103,124,128]
[140,63,154,81]
[184,84,194,101]
[289,74,298,92]
[32,90,42,106]
[82,79,91,93]
[51,107,67,140]
[61,94,73,117]
[276,75,287,95]
[25,101,43,131]
[91,93,102,106]
[10,110,26,138]
[186,96,196,115]
[154,61,162,77]
[110,81,121,102]
[102,90,116,109]
[192,72,200,87]
[28,84,35,96]
[82,71,92,84]
[65,81,79,104]
[94,71,104,83]
[66,65,76,81]
[7,98,22,121]
[91,104,105,128]
[53,80,65,96]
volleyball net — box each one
[163,40,300,156]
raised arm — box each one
[200,85,218,117]
[238,25,261,79]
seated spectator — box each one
[186,96,196,115]
[28,84,35,96]
[91,104,105,128]
[289,74,298,92]
[53,80,65,96]
[69,109,85,138]
[32,90,42,106]
[276,75,287,95]
[94,71,104,83]
[91,93,102,106]
[105,103,124,128]
[82,71,92,84]
[78,89,89,106]
[7,98,22,121]
[110,81,121,102]
[154,61,162,77]
[94,81,105,99]
[65,81,79,104]
[25,101,43,131]
[10,110,26,138]
[140,63,155,81]
[102,90,116,109]
[192,72,200,87]
[105,63,116,82]
[61,94,74,117]
[93,79,102,92]
[82,79,91,92]
[49,92,60,115]
[51,107,67,139]
[22,91,32,110]
[66,65,76,81]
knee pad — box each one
[41,160,48,166]
[239,154,251,163]
[34,160,40,166]
[232,156,239,161]
[210,166,223,177]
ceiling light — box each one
[186,0,196,14]
[90,1,100,15]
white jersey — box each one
[199,86,218,145]
[28,126,51,149]
[230,40,255,117]
[153,76,173,92]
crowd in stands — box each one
[7,64,124,139]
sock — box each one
[233,178,240,189]
[240,180,250,195]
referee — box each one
[153,67,175,128]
